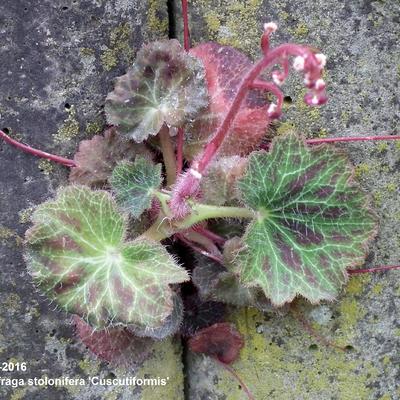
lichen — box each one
[146,0,169,39]
[37,159,54,176]
[354,163,371,180]
[18,207,34,224]
[293,22,309,38]
[138,338,183,400]
[53,106,80,143]
[85,119,104,136]
[100,23,135,71]
[214,306,377,399]
[193,0,263,57]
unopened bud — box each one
[264,22,278,33]
[272,71,284,86]
[293,56,305,71]
[315,53,327,68]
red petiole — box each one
[0,129,76,168]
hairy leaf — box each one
[188,322,244,364]
[185,43,270,159]
[105,39,208,142]
[192,254,272,311]
[200,156,247,205]
[69,127,152,188]
[25,186,189,328]
[73,315,153,366]
[236,133,378,306]
[128,293,183,339]
[110,157,162,218]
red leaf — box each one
[188,322,244,364]
[185,43,269,158]
[73,315,153,366]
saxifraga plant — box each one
[1,1,400,398]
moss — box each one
[346,274,371,296]
[18,207,34,224]
[100,23,135,71]
[138,338,183,399]
[53,106,80,143]
[146,0,169,38]
[37,159,54,176]
[215,307,377,399]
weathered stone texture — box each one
[176,1,400,399]
[0,1,184,399]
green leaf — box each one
[236,133,378,306]
[110,157,162,218]
[69,127,153,188]
[25,186,189,329]
[105,39,208,142]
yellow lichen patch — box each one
[18,207,34,224]
[386,182,397,193]
[275,121,296,136]
[85,119,104,136]
[100,23,135,71]
[4,293,22,311]
[216,307,377,399]
[37,159,54,176]
[337,298,366,343]
[53,106,80,143]
[78,358,101,376]
[0,225,22,246]
[10,388,28,400]
[354,163,371,180]
[293,22,309,38]
[193,0,263,57]
[138,338,183,400]
[146,0,169,38]
[372,282,384,296]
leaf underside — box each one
[25,186,189,329]
[73,315,154,366]
[69,127,152,188]
[185,42,270,159]
[105,39,208,142]
[188,322,244,364]
[110,157,162,218]
[236,133,378,306]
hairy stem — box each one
[193,226,226,245]
[0,129,76,167]
[159,125,177,186]
[348,265,400,274]
[142,191,254,241]
[181,0,190,51]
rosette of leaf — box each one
[200,156,248,205]
[24,186,189,329]
[69,127,152,188]
[105,39,208,142]
[184,43,270,159]
[234,133,378,306]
